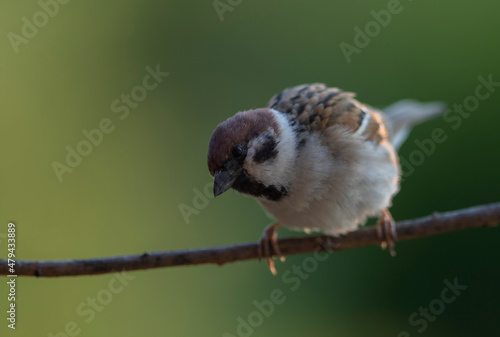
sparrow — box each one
[207,84,444,274]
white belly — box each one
[257,127,399,235]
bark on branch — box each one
[1,203,499,277]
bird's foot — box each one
[376,209,398,256]
[257,222,285,275]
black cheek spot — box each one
[253,136,278,163]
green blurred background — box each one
[1,0,499,336]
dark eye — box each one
[231,145,243,158]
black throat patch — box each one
[232,170,288,201]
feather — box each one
[381,100,447,150]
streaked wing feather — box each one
[267,84,388,144]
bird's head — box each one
[207,108,296,201]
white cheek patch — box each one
[271,109,297,172]
[244,109,297,188]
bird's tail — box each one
[381,99,447,150]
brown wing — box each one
[267,84,388,144]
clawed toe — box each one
[376,209,398,256]
[257,223,284,275]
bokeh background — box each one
[1,0,500,336]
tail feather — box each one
[381,100,446,150]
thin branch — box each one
[1,203,499,277]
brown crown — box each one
[207,108,278,175]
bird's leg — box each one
[376,209,398,256]
[257,222,285,275]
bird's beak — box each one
[213,169,238,197]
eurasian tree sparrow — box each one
[207,84,444,274]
